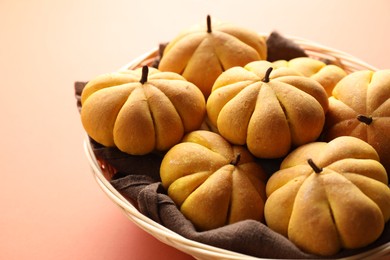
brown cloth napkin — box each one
[110,172,390,259]
[111,174,313,259]
[266,31,308,62]
[74,33,389,259]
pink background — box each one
[1,0,389,259]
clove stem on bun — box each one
[230,153,241,166]
[207,15,212,33]
[140,66,149,84]
[262,67,273,83]
[307,158,323,174]
[357,114,373,125]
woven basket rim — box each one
[84,34,389,260]
[119,33,379,72]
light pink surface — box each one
[1,0,389,259]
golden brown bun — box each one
[160,130,267,231]
[265,136,390,256]
[206,60,328,159]
[81,67,206,155]
[273,57,347,96]
[158,16,267,98]
[323,70,390,174]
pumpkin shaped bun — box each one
[323,70,390,174]
[273,57,347,97]
[81,66,206,155]
[158,15,267,98]
[160,130,267,231]
[207,60,329,159]
[265,136,390,256]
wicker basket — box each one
[83,34,390,260]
